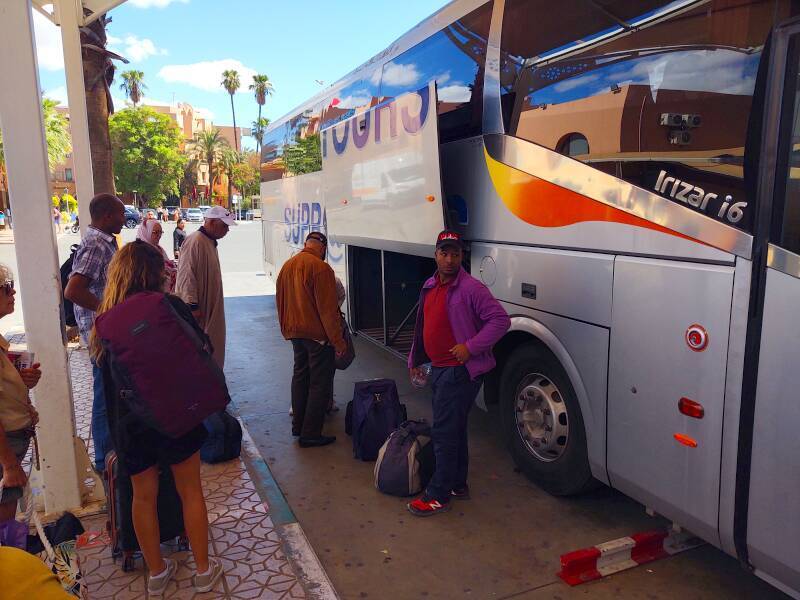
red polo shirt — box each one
[422,277,460,367]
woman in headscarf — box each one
[136,219,178,292]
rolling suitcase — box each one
[105,451,188,572]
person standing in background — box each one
[64,193,126,473]
[276,232,345,448]
[173,219,187,260]
[407,230,510,516]
[175,206,235,369]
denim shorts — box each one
[0,431,31,504]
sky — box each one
[34,0,449,149]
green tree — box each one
[179,159,198,203]
[1,98,71,179]
[231,152,259,201]
[284,133,321,176]
[251,117,270,153]
[221,70,241,151]
[109,107,184,206]
[249,74,274,153]
[218,148,239,210]
[187,129,228,202]
[119,70,147,107]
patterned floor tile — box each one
[67,349,307,599]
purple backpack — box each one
[94,292,230,438]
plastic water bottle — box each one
[411,363,432,388]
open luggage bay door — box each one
[322,82,445,257]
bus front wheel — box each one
[500,343,594,496]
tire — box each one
[125,218,137,229]
[500,343,594,496]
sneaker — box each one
[407,496,451,517]
[451,485,470,500]
[147,558,177,597]
[193,557,224,593]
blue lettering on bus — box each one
[283,201,343,264]
[327,85,430,156]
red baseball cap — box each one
[436,230,463,250]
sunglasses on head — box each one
[1,280,14,295]
[308,234,327,246]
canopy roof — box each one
[32,0,128,26]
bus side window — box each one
[320,73,381,131]
[261,124,287,183]
[284,101,327,178]
[500,0,799,233]
[771,36,800,255]
[378,1,493,143]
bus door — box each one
[744,22,800,594]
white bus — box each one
[261,1,800,595]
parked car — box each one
[123,205,141,229]
[186,208,203,223]
[180,208,189,220]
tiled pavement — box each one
[65,346,309,599]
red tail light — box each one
[679,397,704,419]
[674,433,698,448]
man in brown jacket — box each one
[276,231,346,447]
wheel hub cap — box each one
[514,374,569,462]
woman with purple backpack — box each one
[90,241,223,596]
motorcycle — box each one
[70,217,79,234]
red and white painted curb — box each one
[557,529,705,586]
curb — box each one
[235,412,339,600]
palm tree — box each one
[188,129,229,202]
[119,70,147,107]
[251,117,270,153]
[249,74,274,153]
[219,148,239,211]
[80,12,128,194]
[221,70,241,152]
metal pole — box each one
[0,0,81,512]
[381,250,387,345]
[55,0,94,235]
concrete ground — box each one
[0,220,789,598]
[226,293,788,600]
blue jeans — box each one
[91,360,111,472]
[425,366,483,502]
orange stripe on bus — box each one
[483,147,697,244]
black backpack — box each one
[374,420,435,496]
[200,410,243,464]
[60,244,79,327]
[347,379,407,461]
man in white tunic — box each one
[175,206,236,368]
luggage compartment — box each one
[350,246,435,357]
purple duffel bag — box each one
[94,291,230,439]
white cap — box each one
[204,205,237,226]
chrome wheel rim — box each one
[514,373,569,462]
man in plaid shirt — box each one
[65,193,126,472]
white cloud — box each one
[437,84,471,103]
[194,107,214,120]
[33,10,63,71]
[158,59,257,92]
[553,73,601,94]
[433,71,451,85]
[337,94,372,109]
[108,35,167,63]
[381,63,421,88]
[128,0,189,8]
[44,86,69,106]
